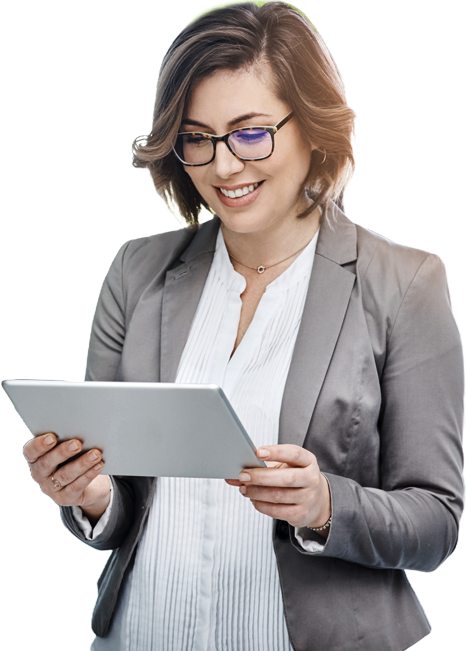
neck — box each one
[220,203,321,269]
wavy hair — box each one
[133,1,356,225]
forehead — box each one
[184,67,287,130]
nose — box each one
[211,141,245,178]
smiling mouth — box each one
[216,181,264,198]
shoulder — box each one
[350,221,451,348]
[355,222,441,280]
[105,224,200,299]
[324,203,446,303]
[118,225,198,279]
[100,227,194,313]
[115,216,219,279]
[102,218,219,319]
[322,203,443,290]
[354,222,446,302]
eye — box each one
[233,130,269,143]
[185,135,210,146]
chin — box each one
[216,210,271,234]
[211,195,278,233]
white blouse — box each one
[80,223,321,651]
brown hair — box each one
[133,1,356,225]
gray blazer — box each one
[61,202,464,651]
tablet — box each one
[3,380,266,479]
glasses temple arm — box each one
[275,112,294,131]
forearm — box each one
[60,476,136,551]
[295,472,460,571]
[80,475,112,526]
[305,254,462,572]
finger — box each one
[30,438,83,482]
[225,461,286,486]
[250,499,301,522]
[238,465,312,488]
[47,448,103,491]
[225,479,243,486]
[23,433,58,464]
[264,461,288,469]
[50,462,106,507]
[256,444,315,468]
[239,484,305,504]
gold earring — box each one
[319,149,327,164]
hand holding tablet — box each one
[3,380,266,479]
[21,430,112,522]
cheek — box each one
[290,140,312,177]
[184,169,213,201]
[184,168,203,189]
[271,139,311,186]
[269,159,309,195]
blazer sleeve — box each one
[60,242,137,551]
[291,253,464,571]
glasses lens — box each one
[175,133,214,165]
[228,129,272,159]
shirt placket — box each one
[192,266,245,651]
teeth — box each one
[219,182,260,198]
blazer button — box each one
[276,520,289,540]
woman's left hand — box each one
[225,444,331,530]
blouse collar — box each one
[212,215,320,295]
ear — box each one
[310,146,326,165]
[308,142,321,163]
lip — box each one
[215,181,262,192]
[214,181,264,207]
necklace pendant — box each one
[257,266,266,274]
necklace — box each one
[227,240,311,274]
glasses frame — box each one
[173,111,294,167]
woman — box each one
[23,2,463,650]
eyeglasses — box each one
[173,111,294,166]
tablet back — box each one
[3,380,265,478]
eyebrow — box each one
[180,112,274,130]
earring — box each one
[319,149,327,164]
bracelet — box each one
[307,515,332,531]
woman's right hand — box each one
[23,433,111,524]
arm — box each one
[70,478,115,539]
[292,253,464,570]
[60,242,138,550]
[60,475,136,551]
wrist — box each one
[81,476,112,523]
[306,473,331,529]
[306,514,332,531]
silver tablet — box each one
[3,380,266,479]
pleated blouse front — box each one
[92,225,319,651]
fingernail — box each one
[88,450,99,461]
[257,448,270,458]
[239,472,250,482]
[68,440,79,452]
[239,486,247,494]
[44,435,55,446]
[93,462,102,470]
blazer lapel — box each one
[279,203,358,447]
[160,217,220,382]
[159,206,358,440]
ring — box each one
[51,475,62,490]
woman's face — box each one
[181,67,315,236]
